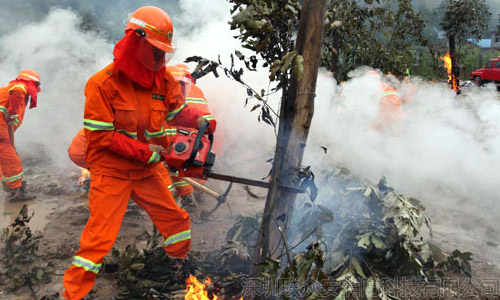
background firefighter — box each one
[0,69,41,202]
[366,70,404,135]
[62,6,216,300]
[165,63,218,214]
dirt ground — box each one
[0,150,499,300]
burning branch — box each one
[440,52,460,93]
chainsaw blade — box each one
[204,170,304,193]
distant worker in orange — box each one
[366,70,403,135]
[0,70,41,201]
[62,6,216,300]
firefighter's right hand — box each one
[149,144,164,153]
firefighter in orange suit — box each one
[366,71,403,135]
[62,6,216,300]
[0,70,41,201]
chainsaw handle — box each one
[186,121,209,167]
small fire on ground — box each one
[439,52,460,92]
[78,168,90,187]
[184,274,242,300]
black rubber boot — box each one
[6,181,36,202]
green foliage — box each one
[440,0,491,43]
[322,0,427,81]
[229,0,301,87]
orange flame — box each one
[78,168,91,186]
[184,274,218,300]
[439,52,459,92]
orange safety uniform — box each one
[0,81,33,189]
[68,129,87,169]
[372,81,403,135]
[62,64,216,299]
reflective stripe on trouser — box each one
[62,167,190,300]
[0,140,23,189]
[171,176,194,197]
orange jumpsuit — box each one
[62,63,215,300]
[0,81,29,189]
[372,82,403,135]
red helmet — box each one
[125,6,175,53]
[17,69,41,92]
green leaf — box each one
[365,277,374,299]
[371,236,387,250]
[351,258,367,278]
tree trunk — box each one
[252,0,327,271]
[449,34,460,92]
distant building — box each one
[492,33,500,49]
[467,38,492,49]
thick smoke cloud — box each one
[0,8,113,169]
[0,0,498,264]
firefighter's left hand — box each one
[196,117,209,133]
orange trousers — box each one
[0,139,23,189]
[62,168,190,300]
[171,176,194,197]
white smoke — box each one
[0,8,113,170]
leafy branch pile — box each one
[0,205,53,295]
[254,167,473,299]
[104,227,247,299]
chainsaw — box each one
[161,122,303,193]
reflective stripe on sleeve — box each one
[164,128,177,136]
[147,152,161,164]
[164,229,191,247]
[3,171,23,182]
[83,119,115,131]
[72,256,101,274]
[0,106,7,116]
[116,129,138,140]
[166,103,187,121]
[145,127,167,140]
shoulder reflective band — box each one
[185,97,207,106]
[381,91,400,97]
[83,119,115,131]
[3,171,23,182]
[117,129,138,140]
[147,152,161,164]
[166,103,187,121]
[9,84,26,93]
[72,256,101,274]
[164,229,191,247]
[145,126,167,140]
